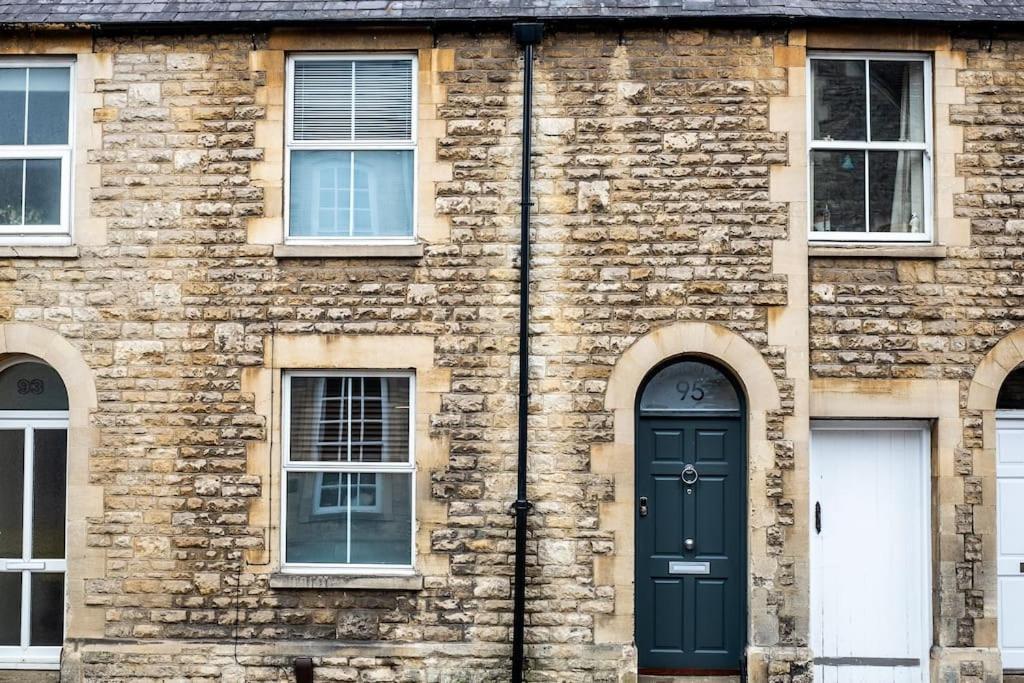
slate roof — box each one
[0,0,1022,25]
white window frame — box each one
[0,57,75,246]
[0,410,68,670]
[284,53,418,246]
[806,51,934,244]
[281,370,416,576]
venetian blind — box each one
[292,59,413,142]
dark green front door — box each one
[635,415,746,673]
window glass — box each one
[27,68,70,145]
[32,429,67,559]
[292,59,413,142]
[0,68,26,146]
[289,151,351,237]
[998,367,1024,409]
[0,573,20,645]
[809,55,930,239]
[869,60,925,142]
[640,361,740,414]
[29,572,63,646]
[286,472,412,565]
[288,57,415,240]
[0,64,71,234]
[285,373,414,568]
[812,59,866,141]
[289,150,414,239]
[868,150,924,233]
[0,159,22,225]
[0,361,67,666]
[24,159,62,226]
[0,362,69,411]
[0,430,24,557]
[812,150,866,233]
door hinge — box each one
[815,501,822,534]
[639,496,648,518]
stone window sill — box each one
[273,243,424,259]
[0,245,79,259]
[269,573,424,591]
[808,244,947,259]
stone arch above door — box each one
[605,322,780,419]
[591,321,782,657]
[965,327,1024,663]
[968,328,1024,412]
[0,323,104,644]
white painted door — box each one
[810,422,930,683]
[997,414,1024,670]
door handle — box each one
[639,496,648,518]
[5,560,44,570]
[815,501,821,535]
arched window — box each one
[998,365,1024,410]
[0,357,67,667]
[640,359,741,415]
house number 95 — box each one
[675,381,704,402]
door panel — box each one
[653,476,684,556]
[694,476,726,556]
[652,578,685,651]
[636,415,745,672]
[694,578,726,651]
[810,424,929,682]
[998,417,1024,669]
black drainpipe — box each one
[511,20,543,683]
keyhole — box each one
[686,488,693,495]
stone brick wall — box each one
[1,19,1017,683]
[808,33,1024,659]
[0,25,799,681]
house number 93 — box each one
[16,378,44,395]
[675,381,704,402]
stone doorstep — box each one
[1004,674,1024,683]
[0,672,59,683]
[638,676,740,683]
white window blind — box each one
[282,371,415,572]
[292,59,413,142]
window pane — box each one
[352,150,414,238]
[24,158,61,225]
[29,572,63,646]
[286,472,411,565]
[0,572,20,645]
[868,150,925,233]
[353,60,413,141]
[812,59,866,141]
[0,362,69,411]
[27,68,70,145]
[292,60,353,141]
[870,60,925,143]
[286,471,348,563]
[0,68,26,145]
[812,150,866,233]
[289,375,411,463]
[32,429,67,559]
[0,159,23,226]
[289,150,352,237]
[0,431,25,558]
[350,473,411,565]
[640,361,740,413]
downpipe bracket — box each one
[509,499,534,516]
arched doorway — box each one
[996,365,1024,670]
[634,357,747,675]
[0,356,68,669]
